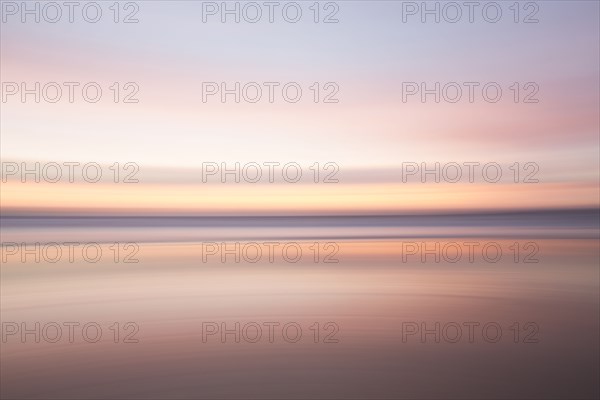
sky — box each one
[1,0,598,215]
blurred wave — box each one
[2,208,598,244]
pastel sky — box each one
[1,1,598,215]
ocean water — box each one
[1,210,599,399]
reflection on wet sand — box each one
[2,231,598,399]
